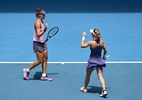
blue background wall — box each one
[0,0,142,62]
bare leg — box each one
[23,51,44,80]
[28,51,44,70]
[81,68,93,92]
[96,67,106,91]
[84,68,93,89]
[42,50,48,74]
[40,49,52,81]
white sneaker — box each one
[80,86,87,93]
[40,76,52,81]
[23,68,29,80]
[100,90,108,97]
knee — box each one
[37,59,44,63]
[43,57,47,62]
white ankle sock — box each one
[42,73,46,77]
[26,68,30,72]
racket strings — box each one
[45,27,59,42]
[48,28,59,36]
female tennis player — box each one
[80,29,108,97]
[23,8,52,81]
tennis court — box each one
[0,63,142,100]
[0,0,142,100]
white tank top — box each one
[33,21,45,43]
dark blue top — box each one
[90,40,102,58]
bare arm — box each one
[34,21,48,37]
[80,32,91,48]
[102,41,107,59]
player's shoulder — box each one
[34,20,41,26]
[89,40,95,43]
[35,20,40,24]
[100,39,105,45]
[88,40,96,45]
[87,40,94,45]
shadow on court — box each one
[87,86,108,98]
[88,86,110,94]
[87,86,102,94]
[0,63,142,100]
[29,71,59,80]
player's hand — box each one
[103,55,106,60]
[44,23,48,32]
[82,32,87,37]
[45,23,48,28]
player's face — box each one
[41,14,45,19]
[39,14,45,20]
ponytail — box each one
[35,8,42,18]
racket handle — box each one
[105,55,111,59]
[45,38,48,42]
[44,27,47,32]
[103,54,111,60]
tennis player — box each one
[23,8,52,81]
[80,29,108,97]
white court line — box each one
[0,61,142,64]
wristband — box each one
[82,36,85,40]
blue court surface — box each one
[0,63,142,100]
[0,13,142,62]
[0,0,142,100]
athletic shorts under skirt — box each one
[86,57,106,70]
[33,41,47,53]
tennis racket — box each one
[105,54,111,59]
[45,27,59,42]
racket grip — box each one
[103,56,106,60]
[44,27,47,32]
[45,38,48,42]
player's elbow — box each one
[37,34,41,37]
[36,32,43,37]
[80,46,83,48]
[80,45,85,48]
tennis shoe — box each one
[80,86,87,93]
[40,76,52,81]
[23,68,29,80]
[100,90,108,97]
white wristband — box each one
[82,36,85,40]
